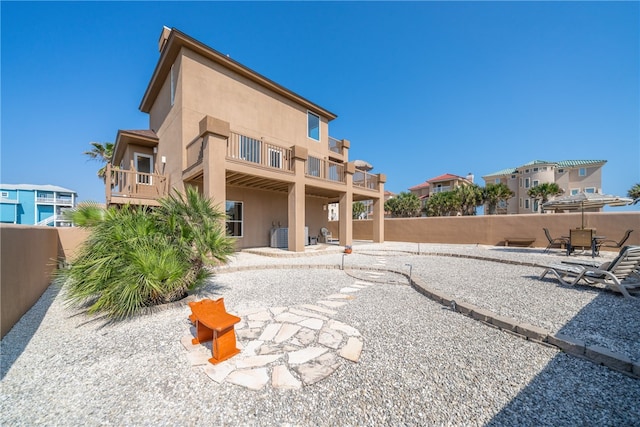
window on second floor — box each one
[1,191,8,198]
[494,179,500,184]
[525,178,530,188]
[570,188,580,195]
[524,199,530,209]
[579,167,587,176]
[532,180,539,187]
[585,187,596,193]
[307,111,320,141]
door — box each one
[134,153,153,184]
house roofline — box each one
[139,28,338,120]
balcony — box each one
[106,164,168,206]
[227,132,294,172]
[353,170,379,191]
[306,156,345,183]
[431,186,452,194]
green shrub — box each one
[60,188,234,319]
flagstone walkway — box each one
[181,277,377,390]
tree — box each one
[483,183,514,215]
[59,187,234,319]
[528,183,563,212]
[352,201,367,219]
[83,141,114,180]
[628,183,640,203]
[384,192,421,218]
[454,184,484,216]
[425,191,459,216]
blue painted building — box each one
[0,184,77,227]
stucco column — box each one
[288,146,308,252]
[373,173,387,243]
[200,116,230,212]
[339,162,355,247]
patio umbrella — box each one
[541,192,633,229]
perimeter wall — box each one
[329,212,640,248]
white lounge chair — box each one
[539,246,640,298]
[320,227,334,243]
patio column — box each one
[200,116,229,212]
[288,146,308,252]
[372,173,386,243]
[339,162,355,247]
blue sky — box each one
[2,1,639,209]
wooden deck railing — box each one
[106,164,168,204]
[306,156,345,183]
[227,132,293,172]
[353,170,379,190]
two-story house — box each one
[482,159,607,214]
[106,27,386,251]
[0,184,77,226]
[409,173,475,213]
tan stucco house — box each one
[482,160,607,214]
[106,27,386,251]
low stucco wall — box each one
[330,212,640,250]
[0,225,89,339]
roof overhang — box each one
[139,28,337,121]
[112,130,159,165]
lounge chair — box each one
[539,246,640,298]
[543,228,569,254]
[596,229,633,252]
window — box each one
[533,167,539,172]
[268,147,283,169]
[525,178,530,188]
[170,64,175,106]
[225,201,243,237]
[525,169,530,173]
[533,200,539,212]
[585,187,596,194]
[524,199,530,209]
[494,179,500,184]
[570,188,580,195]
[579,168,586,176]
[307,111,320,141]
[307,156,321,177]
[519,198,523,208]
[0,192,8,198]
[239,135,261,164]
[532,180,539,187]
[558,169,564,173]
[519,178,523,188]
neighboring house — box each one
[106,27,386,251]
[409,173,475,213]
[482,160,607,214]
[0,184,77,227]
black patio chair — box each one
[596,229,633,252]
[543,228,569,254]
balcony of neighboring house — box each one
[105,162,169,207]
[431,185,452,194]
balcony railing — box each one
[328,136,343,155]
[227,132,293,172]
[353,170,379,190]
[106,165,168,204]
[431,186,452,194]
[306,156,345,183]
[36,196,73,204]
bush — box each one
[59,188,234,319]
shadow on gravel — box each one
[1,284,60,380]
[488,289,640,425]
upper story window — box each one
[570,188,580,195]
[307,111,320,141]
[579,167,587,176]
[533,167,539,172]
[170,64,175,106]
[585,187,596,193]
[525,178,530,188]
[1,191,8,198]
[532,180,539,187]
[494,179,500,184]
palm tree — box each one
[528,182,563,212]
[384,192,421,217]
[628,183,640,203]
[483,183,514,215]
[352,201,367,219]
[454,184,484,216]
[59,187,235,319]
[83,141,114,180]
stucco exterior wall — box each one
[1,225,58,338]
[330,212,640,250]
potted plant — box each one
[344,245,352,254]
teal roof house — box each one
[0,184,78,227]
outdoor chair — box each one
[320,227,334,243]
[539,245,640,298]
[543,228,569,254]
[596,229,633,252]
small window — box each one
[519,198,523,208]
[585,187,596,194]
[525,199,530,209]
[1,191,8,198]
[519,178,523,188]
[525,169,530,173]
[579,167,586,176]
[170,64,175,106]
[511,175,516,179]
[532,180,539,187]
[533,200,539,212]
[307,111,320,141]
[533,167,539,172]
[225,201,243,237]
[494,179,500,184]
[525,178,530,188]
[558,169,564,173]
[570,188,580,195]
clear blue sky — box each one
[2,1,639,210]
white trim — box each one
[134,152,154,184]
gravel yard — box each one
[2,243,639,426]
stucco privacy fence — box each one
[331,212,640,249]
[2,211,638,339]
